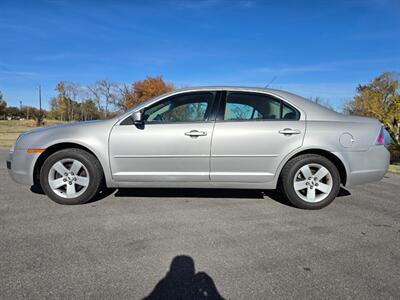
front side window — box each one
[223,92,299,121]
[144,92,214,123]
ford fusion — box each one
[7,87,390,209]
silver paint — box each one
[8,86,390,190]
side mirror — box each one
[132,110,144,124]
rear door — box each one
[210,91,305,182]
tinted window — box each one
[281,102,299,120]
[144,92,214,123]
[224,92,299,121]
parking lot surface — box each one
[1,149,399,299]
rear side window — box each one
[281,102,299,120]
[223,92,299,121]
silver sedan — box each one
[7,87,390,209]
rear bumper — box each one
[7,149,39,186]
[340,146,390,187]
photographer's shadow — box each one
[144,255,225,300]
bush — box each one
[389,143,400,164]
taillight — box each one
[376,126,384,145]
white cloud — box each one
[0,70,40,79]
[255,65,331,74]
[253,57,400,75]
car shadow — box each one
[115,188,265,199]
[113,188,298,207]
[30,184,351,208]
[143,255,225,300]
[30,184,45,195]
[114,187,351,208]
[337,187,351,197]
[29,184,116,204]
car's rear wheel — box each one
[280,154,341,209]
[40,148,103,205]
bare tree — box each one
[64,81,82,120]
[116,83,132,112]
[309,96,336,111]
[87,83,102,114]
[87,80,118,118]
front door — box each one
[210,91,305,182]
[109,91,217,182]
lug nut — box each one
[63,178,67,182]
[315,183,319,186]
[68,182,72,185]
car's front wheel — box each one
[280,154,341,209]
[40,148,103,205]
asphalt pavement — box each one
[0,148,399,299]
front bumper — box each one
[7,148,40,186]
[341,145,390,187]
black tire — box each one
[280,154,341,209]
[40,148,103,205]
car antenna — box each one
[265,76,277,88]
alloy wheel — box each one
[48,158,90,198]
[293,163,333,203]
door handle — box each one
[279,128,301,135]
[184,130,207,137]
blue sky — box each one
[1,0,399,110]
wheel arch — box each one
[278,148,348,186]
[33,142,106,186]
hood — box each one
[15,118,116,149]
[19,119,108,136]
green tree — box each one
[54,82,71,121]
[5,106,21,119]
[345,72,400,144]
[53,81,82,121]
[81,99,101,120]
[50,82,102,121]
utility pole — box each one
[39,85,42,114]
[19,101,22,111]
[37,85,43,126]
